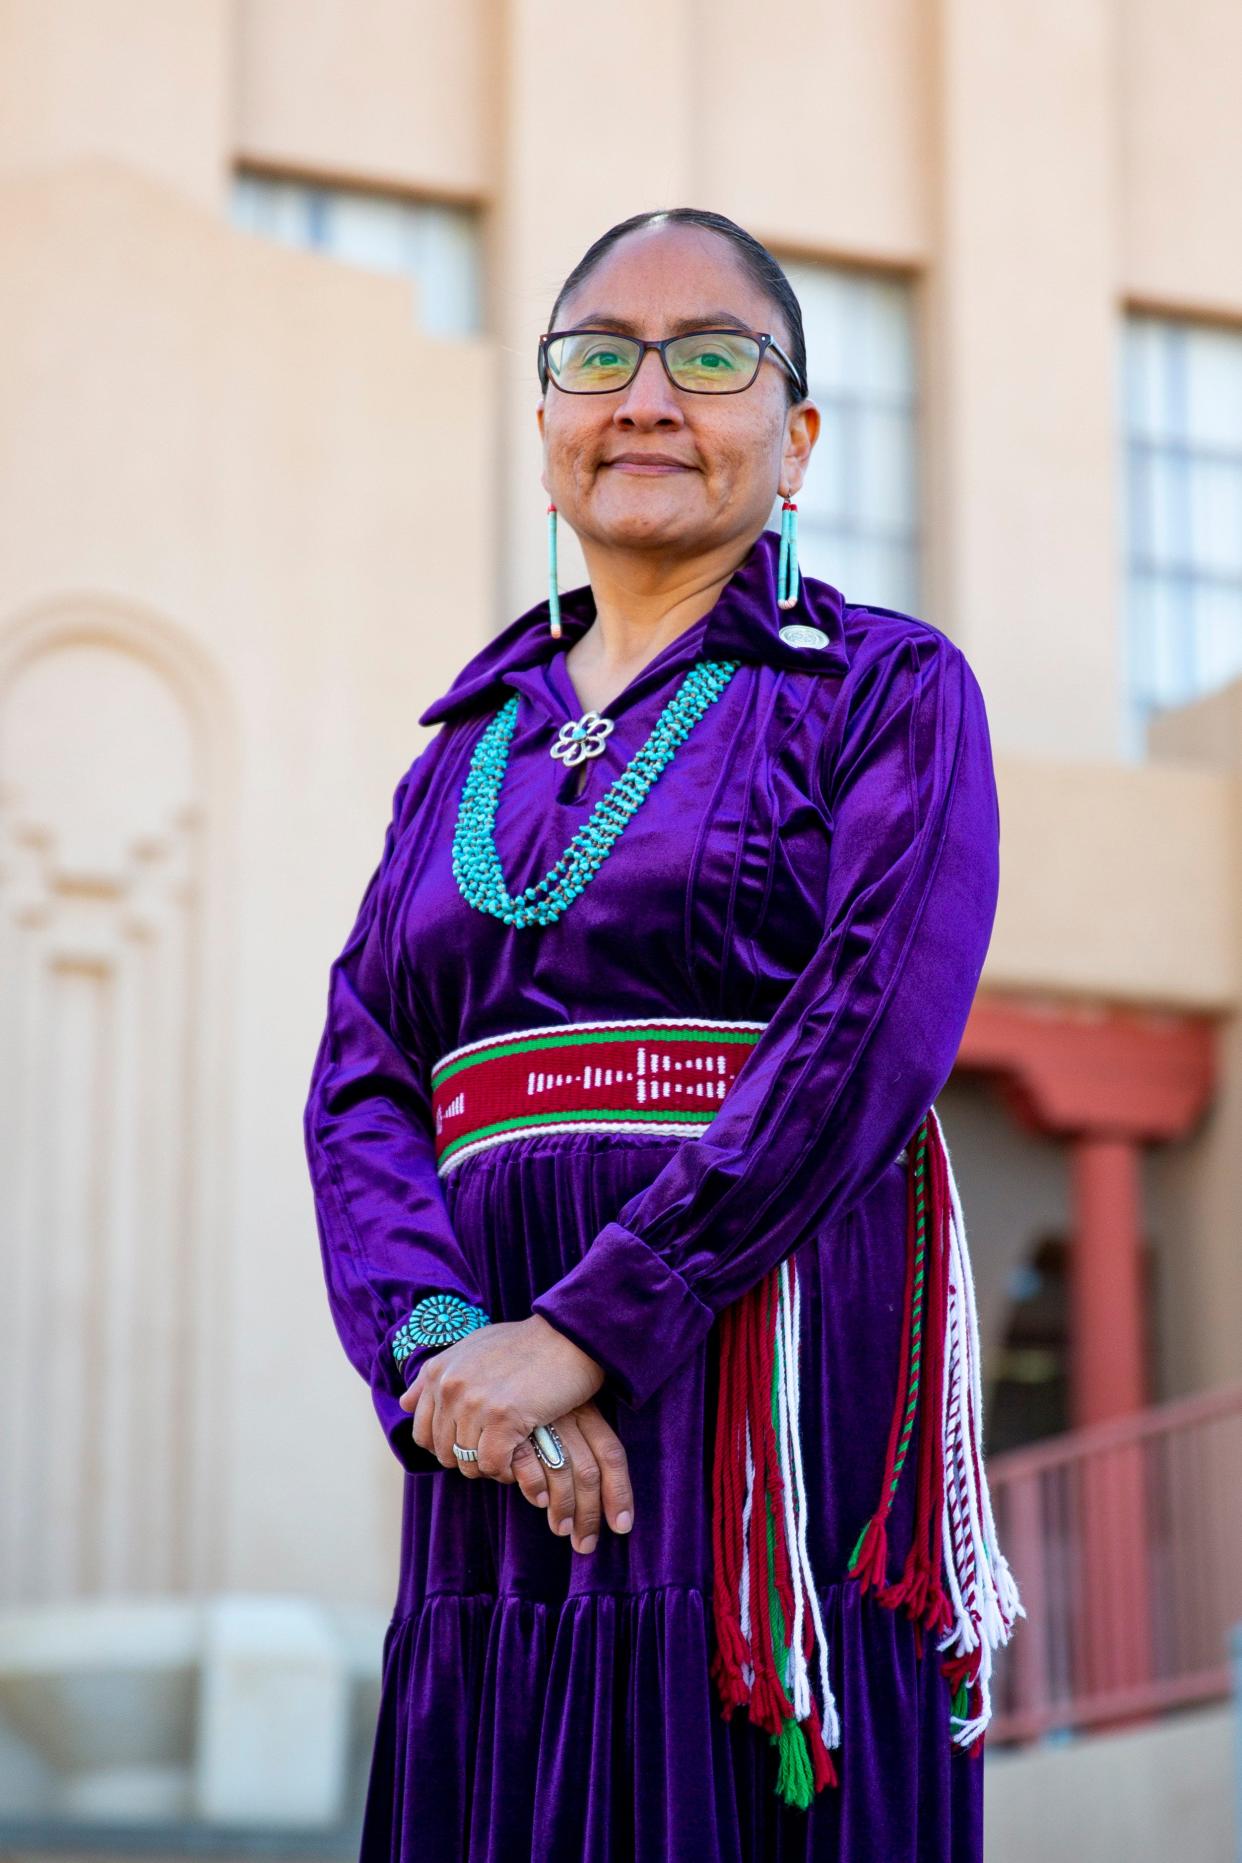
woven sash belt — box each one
[424,1012,1023,1810]
[429,1014,768,1176]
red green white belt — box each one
[429,1015,769,1174]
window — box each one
[230,170,484,339]
[771,261,921,614]
[1123,312,1242,736]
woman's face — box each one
[536,224,818,563]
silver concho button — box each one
[778,623,829,650]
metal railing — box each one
[985,1381,1242,1743]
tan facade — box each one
[1,0,1239,1849]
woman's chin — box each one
[588,485,700,545]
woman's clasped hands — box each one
[397,1312,635,1556]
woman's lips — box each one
[604,461,689,474]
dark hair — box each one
[546,207,809,408]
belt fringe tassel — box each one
[709,1105,1026,1810]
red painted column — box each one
[1069,1132,1154,1720]
[1069,1135,1146,1427]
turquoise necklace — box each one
[452,657,740,927]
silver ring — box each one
[452,1442,479,1463]
[531,1424,566,1470]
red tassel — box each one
[800,1695,840,1791]
[709,1298,751,1714]
[849,1512,891,1596]
[742,1282,782,1731]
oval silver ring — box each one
[531,1424,566,1470]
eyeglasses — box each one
[538,327,806,399]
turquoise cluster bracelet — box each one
[391,1292,492,1366]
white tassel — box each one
[775,1261,811,1719]
[938,1197,982,1658]
[788,1263,841,1748]
[940,1204,992,1746]
[929,1107,1025,1747]
[776,1259,841,1747]
[943,1127,1025,1637]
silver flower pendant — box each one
[550,710,615,768]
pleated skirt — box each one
[359,1131,985,1863]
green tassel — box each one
[773,1717,815,1809]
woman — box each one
[303,207,1023,1862]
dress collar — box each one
[417,523,850,727]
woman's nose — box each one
[613,346,684,421]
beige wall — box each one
[1146,684,1242,1396]
[1122,0,1242,314]
[0,157,496,1604]
[0,0,233,209]
[1,0,1239,1613]
[991,757,1238,1011]
[235,0,494,205]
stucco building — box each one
[1,2,1239,1856]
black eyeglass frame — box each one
[537,327,808,400]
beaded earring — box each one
[547,502,563,638]
[777,493,801,610]
[551,492,800,622]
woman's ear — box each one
[781,399,820,497]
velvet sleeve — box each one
[303,748,489,1475]
[530,628,1001,1410]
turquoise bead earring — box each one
[552,492,799,620]
[547,502,563,638]
[777,493,800,610]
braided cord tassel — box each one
[929,1106,1027,1746]
[709,1101,1023,1806]
[845,1106,1025,1753]
[875,1119,954,1647]
[847,1119,931,1594]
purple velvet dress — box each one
[303,525,1001,1860]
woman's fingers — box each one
[410,1385,463,1472]
[574,1407,635,1538]
[537,1414,602,1553]
[432,1390,637,1557]
[508,1434,552,1508]
[507,1406,635,1554]
[514,1425,580,1535]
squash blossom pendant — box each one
[550,710,615,767]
